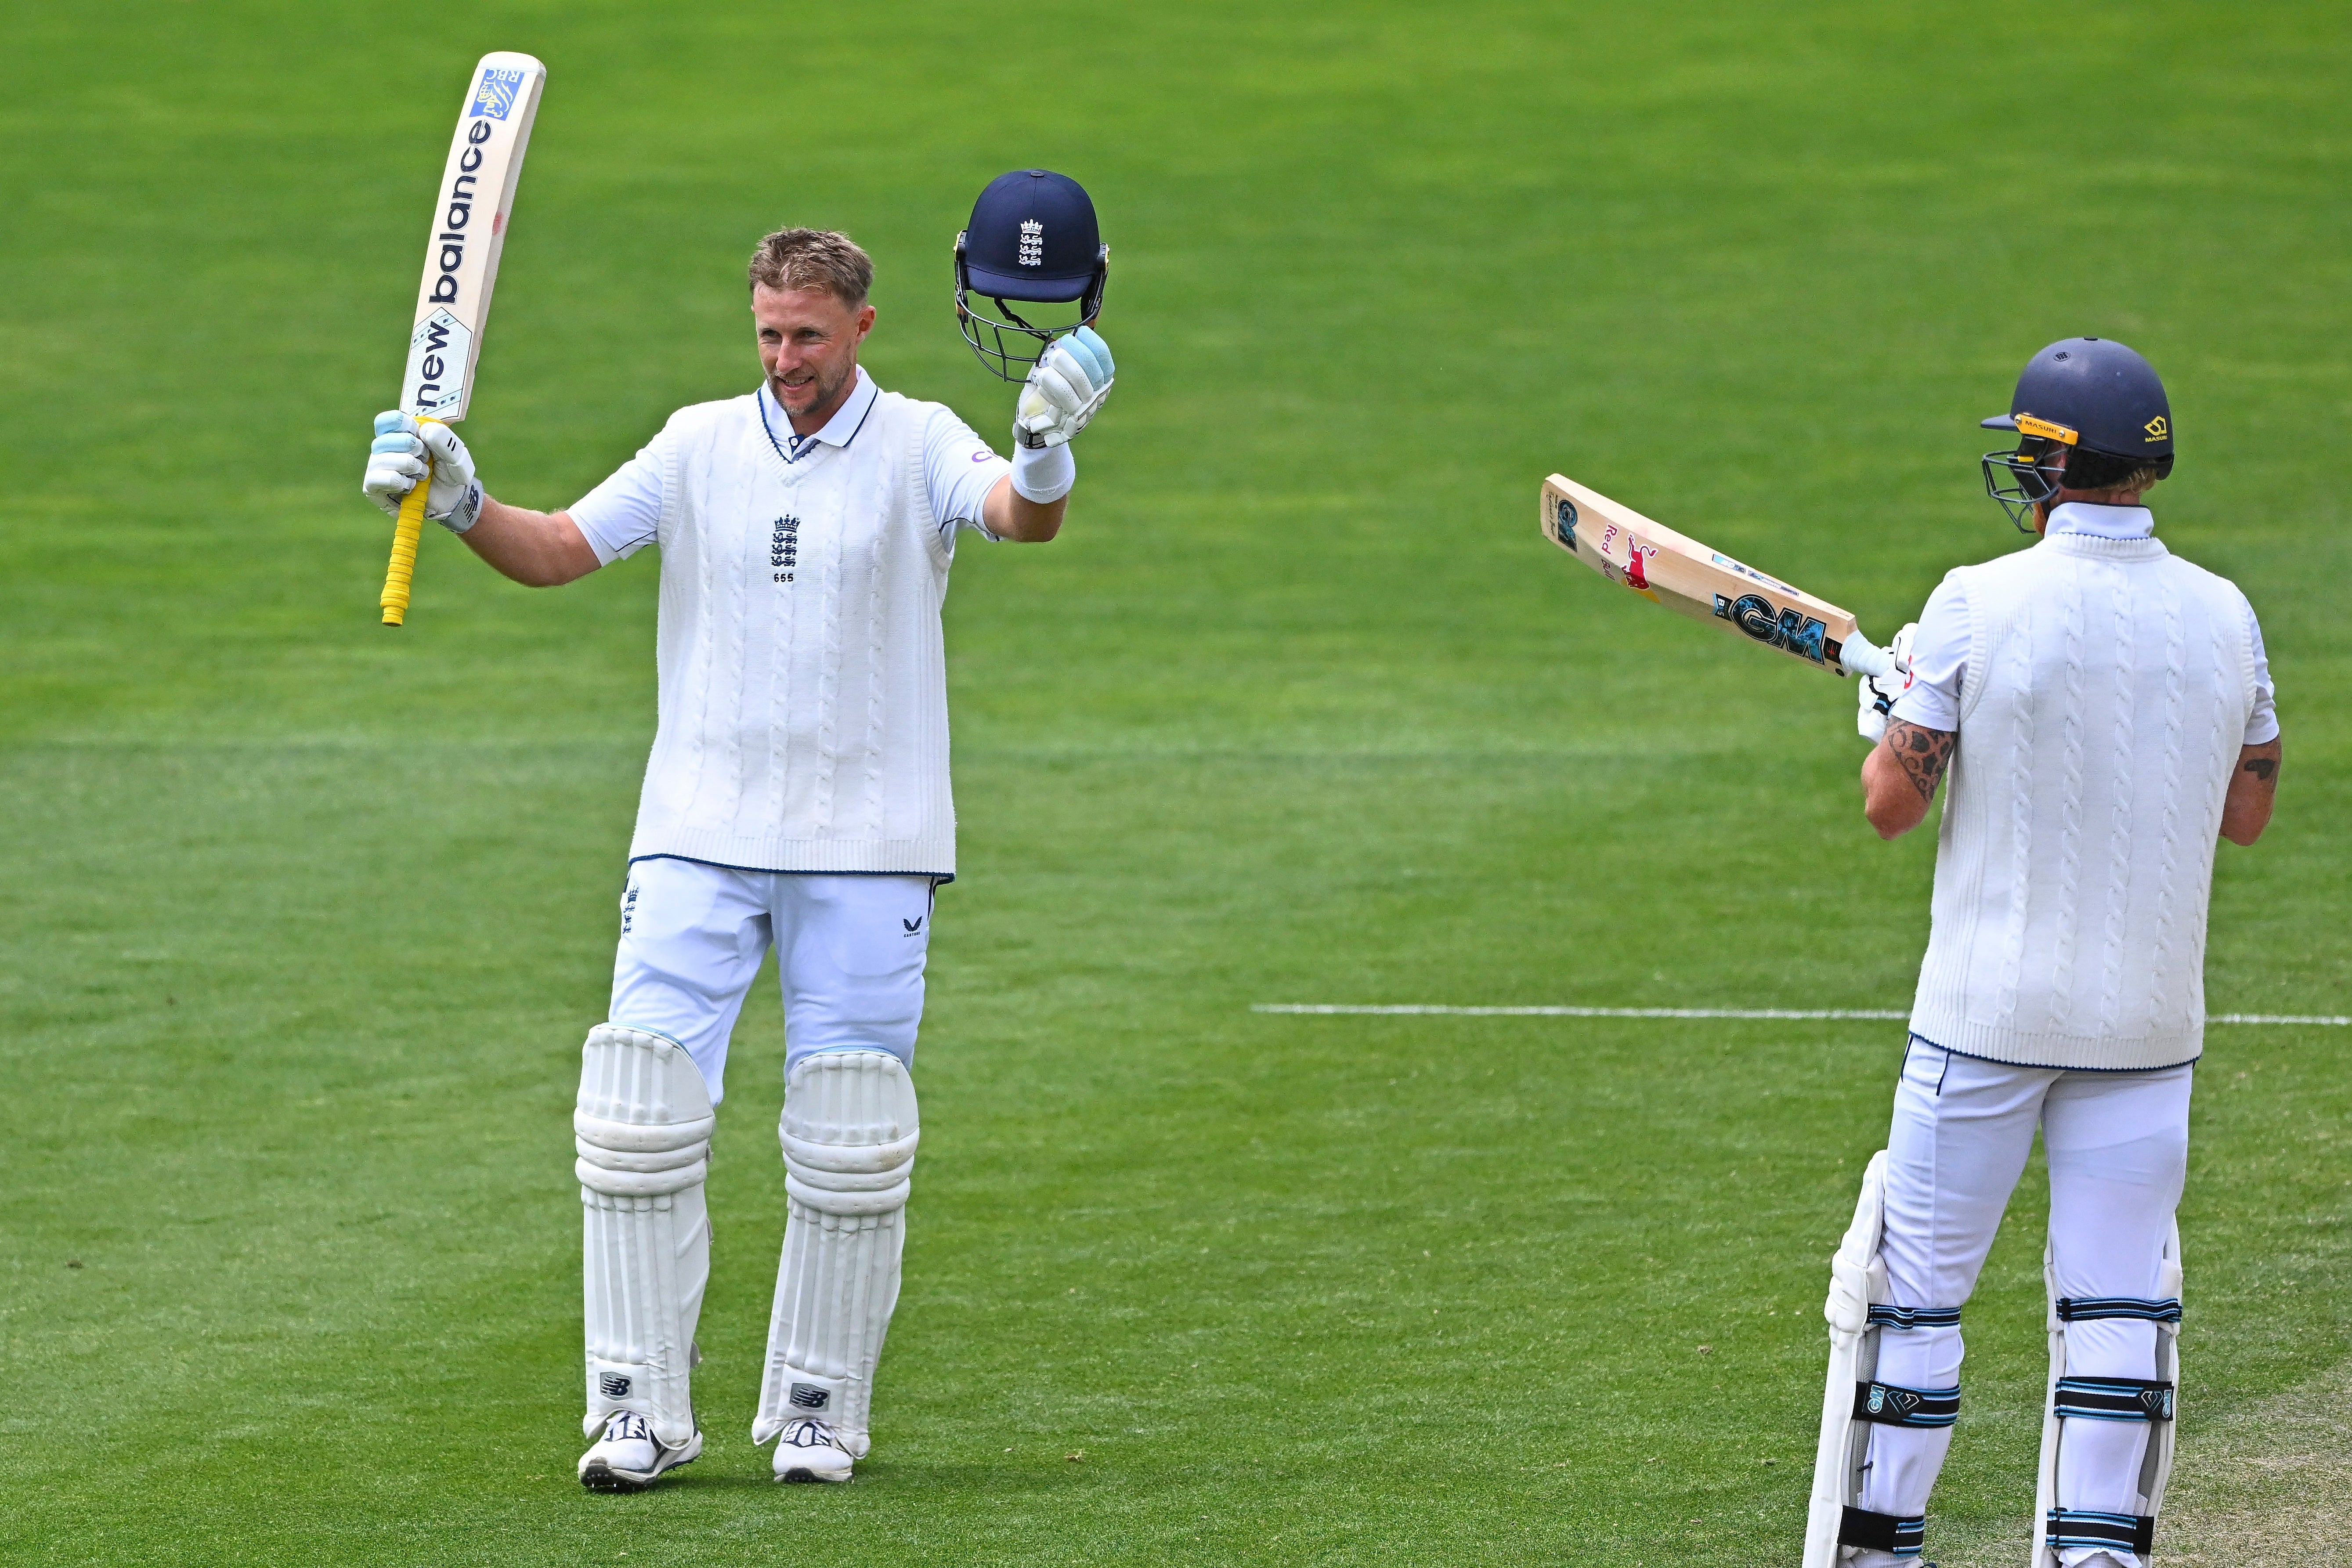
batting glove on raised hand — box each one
[363,412,484,534]
[1013,327,1114,450]
[1857,621,1918,743]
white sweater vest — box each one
[1909,532,2258,1070]
[626,390,958,876]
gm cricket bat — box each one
[1538,473,1894,678]
[378,51,547,626]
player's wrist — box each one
[430,479,484,534]
[1009,441,1074,503]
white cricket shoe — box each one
[770,1417,856,1483]
[578,1410,701,1491]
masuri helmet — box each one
[1980,337,2174,531]
[954,169,1109,382]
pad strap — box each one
[2055,1294,2182,1323]
[1866,1304,1961,1330]
[1838,1507,1925,1557]
[2054,1376,2175,1422]
[2045,1508,2155,1555]
[1853,1380,1960,1427]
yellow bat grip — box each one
[377,417,442,627]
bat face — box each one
[1539,473,1871,676]
[400,52,546,423]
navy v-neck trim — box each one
[757,376,879,473]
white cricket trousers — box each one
[609,856,936,1103]
[1858,1039,2192,1567]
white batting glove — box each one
[362,412,484,533]
[1014,326,1114,450]
[1857,622,1918,743]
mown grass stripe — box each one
[1256,1005,2348,1025]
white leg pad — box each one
[576,1024,715,1447]
[1807,1151,1893,1568]
[2032,1221,2182,1568]
[751,1049,919,1455]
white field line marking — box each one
[1252,1005,2349,1026]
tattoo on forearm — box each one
[2243,756,2276,783]
[1885,721,1956,805]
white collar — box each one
[2047,502,2154,540]
[759,365,878,460]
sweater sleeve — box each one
[569,424,675,564]
[920,405,1012,542]
[2243,594,2279,745]
[1889,572,1970,731]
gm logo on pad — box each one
[471,68,526,120]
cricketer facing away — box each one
[360,173,1118,1489]
[1807,339,2281,1568]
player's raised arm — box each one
[952,170,1114,545]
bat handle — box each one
[379,419,442,627]
[1839,633,1897,680]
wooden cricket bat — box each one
[378,52,547,626]
[1537,473,1893,678]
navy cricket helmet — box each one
[954,170,1109,381]
[1980,337,2175,530]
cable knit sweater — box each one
[1908,531,2260,1069]
[625,390,958,876]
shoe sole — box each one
[579,1450,699,1492]
[776,1466,852,1484]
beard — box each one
[773,358,849,415]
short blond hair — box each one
[747,228,872,306]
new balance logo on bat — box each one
[426,119,497,306]
[1714,592,1828,664]
[412,314,453,403]
[404,308,474,418]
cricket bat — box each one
[1538,473,1894,679]
[378,52,547,626]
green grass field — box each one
[4,4,2347,1563]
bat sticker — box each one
[1554,497,1579,551]
[1709,552,1797,596]
[1713,592,1828,664]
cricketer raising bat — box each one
[1538,473,1896,679]
[377,52,547,626]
